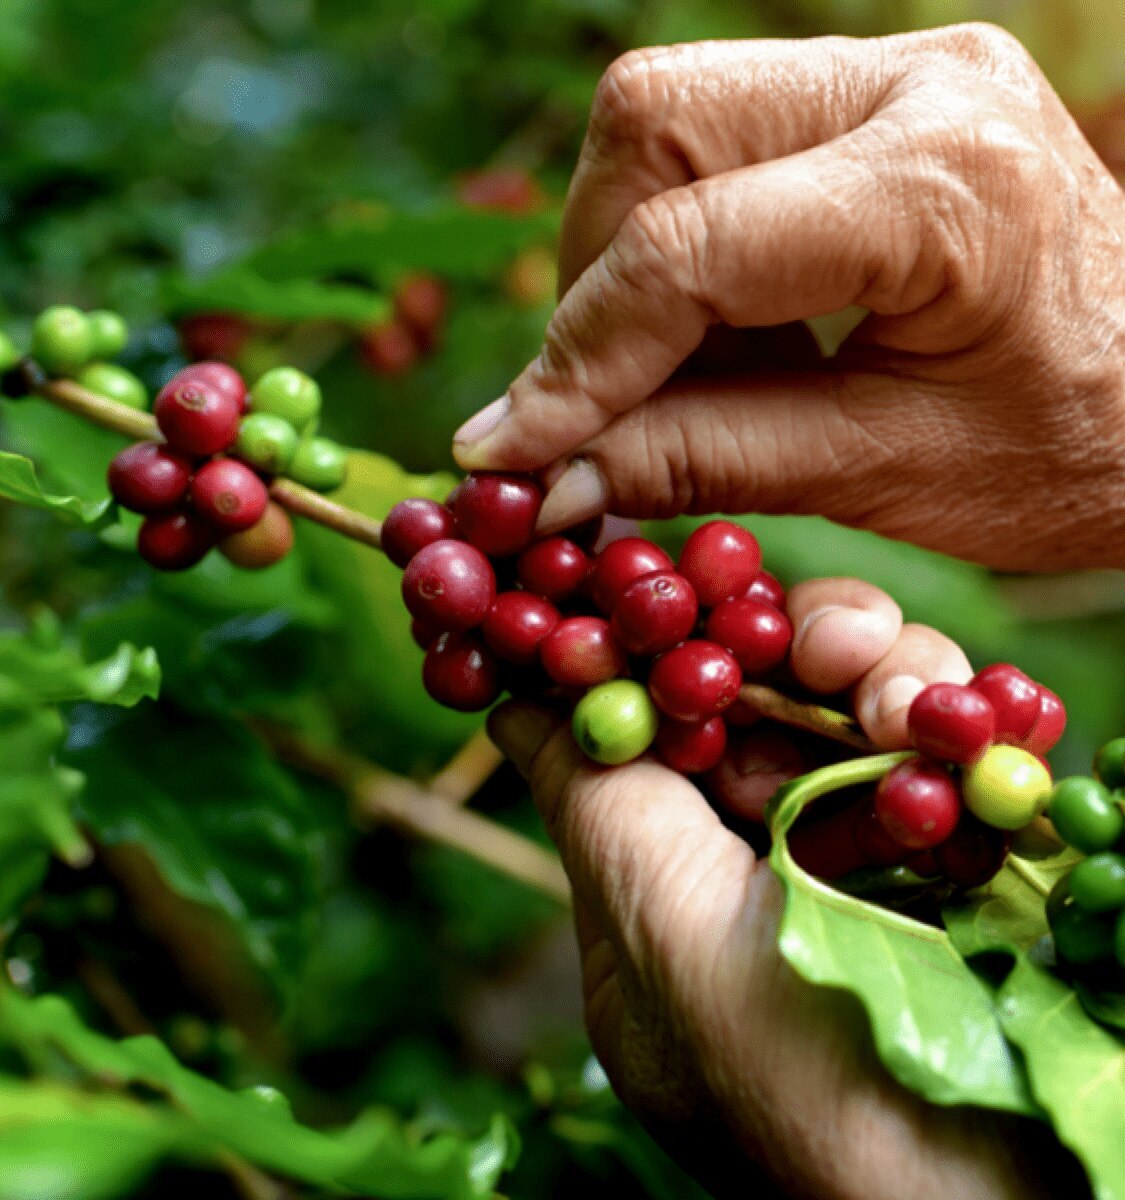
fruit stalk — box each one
[737,683,876,752]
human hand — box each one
[488,577,1081,1199]
[454,25,1125,572]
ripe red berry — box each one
[745,569,786,609]
[137,510,214,571]
[422,633,500,712]
[154,370,242,456]
[190,459,269,533]
[969,664,1041,744]
[108,441,193,514]
[360,321,418,376]
[610,571,698,656]
[218,502,294,570]
[648,640,742,722]
[401,538,496,631]
[933,812,1012,887]
[655,716,727,774]
[178,312,251,363]
[176,361,247,412]
[393,273,447,348]
[1022,687,1067,756]
[677,520,762,608]
[874,759,962,851]
[381,498,458,568]
[482,592,560,666]
[788,801,871,880]
[907,683,996,765]
[453,472,543,558]
[516,537,589,603]
[853,801,912,866]
[589,537,673,613]
[704,598,793,676]
[539,616,626,688]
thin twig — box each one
[429,729,505,805]
[737,683,876,752]
[268,478,382,548]
[1006,853,1053,898]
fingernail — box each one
[487,704,557,777]
[793,605,895,657]
[452,395,510,467]
[860,674,926,733]
[536,457,608,534]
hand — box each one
[453,24,1125,572]
[488,578,1081,1199]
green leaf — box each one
[166,268,392,323]
[767,755,1038,1115]
[0,448,111,526]
[0,989,517,1199]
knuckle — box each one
[590,48,665,143]
[612,189,706,297]
[953,21,1031,69]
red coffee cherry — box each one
[178,312,251,363]
[154,370,242,456]
[516,536,589,603]
[540,616,626,688]
[969,664,1041,744]
[933,812,1013,887]
[190,459,269,533]
[177,361,247,412]
[401,538,496,631]
[907,683,996,765]
[381,498,457,568]
[704,597,793,676]
[853,800,912,866]
[482,592,560,666]
[218,502,294,570]
[648,640,742,722]
[610,571,698,656]
[745,569,786,609]
[677,520,762,608]
[393,273,447,349]
[1022,687,1067,756]
[360,321,418,376]
[655,716,727,774]
[874,759,962,851]
[589,537,673,613]
[454,472,543,558]
[422,633,500,712]
[788,800,872,880]
[108,441,193,514]
[137,510,214,571]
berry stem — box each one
[1005,852,1053,898]
[268,477,383,549]
[738,683,876,752]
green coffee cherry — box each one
[1048,875,1115,965]
[963,744,1052,831]
[87,310,128,359]
[1094,737,1125,790]
[249,367,321,431]
[235,413,299,474]
[31,306,94,374]
[288,436,347,491]
[1070,853,1125,913]
[77,363,148,410]
[0,330,20,372]
[1048,776,1122,854]
[572,680,658,766]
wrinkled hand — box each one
[455,25,1125,571]
[489,578,1079,1200]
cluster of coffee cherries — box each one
[1044,737,1125,976]
[360,274,448,377]
[106,361,346,571]
[383,472,792,776]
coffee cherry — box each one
[31,306,94,374]
[1095,738,1125,789]
[963,744,1052,830]
[457,167,542,214]
[453,473,543,558]
[789,801,872,879]
[969,664,1041,744]
[401,539,496,631]
[249,367,321,431]
[1022,687,1066,756]
[611,571,698,656]
[87,310,128,359]
[393,273,447,348]
[745,569,785,609]
[381,499,458,568]
[572,680,658,766]
[423,633,500,712]
[360,321,418,376]
[180,362,248,413]
[933,813,1012,888]
[906,683,996,765]
[77,363,148,410]
[179,312,251,363]
[234,413,299,474]
[677,520,762,608]
[137,510,214,571]
[655,716,727,774]
[1069,853,1125,913]
[218,502,294,570]
[589,538,673,613]
[411,616,443,651]
[704,598,793,676]
[874,759,962,850]
[648,640,742,722]
[289,437,347,492]
[108,442,193,514]
[482,592,559,665]
[516,537,589,603]
[1048,776,1123,853]
[1048,876,1115,966]
[540,616,626,688]
[155,370,242,456]
[190,459,269,533]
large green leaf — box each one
[0,448,111,526]
[165,268,392,323]
[0,988,517,1199]
[766,755,1038,1114]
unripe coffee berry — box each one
[704,598,792,676]
[611,571,698,656]
[382,499,458,569]
[906,683,995,765]
[78,363,148,410]
[453,472,543,558]
[31,306,94,374]
[190,459,270,533]
[289,437,347,492]
[677,520,762,607]
[1048,776,1122,853]
[589,538,673,613]
[1069,853,1125,913]
[218,503,294,570]
[648,640,741,722]
[1048,877,1116,966]
[655,716,727,774]
[86,310,129,359]
[969,664,1041,744]
[235,413,299,474]
[249,367,321,431]
[155,371,241,456]
[482,592,559,666]
[572,680,659,766]
[108,442,193,514]
[516,537,589,603]
[540,616,625,688]
[1094,737,1125,789]
[401,538,496,631]
[874,759,962,850]
[963,744,1052,831]
[423,633,500,712]
[137,511,214,571]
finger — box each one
[705,726,812,823]
[853,623,974,748]
[453,120,930,474]
[560,37,890,291]
[786,578,903,695]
